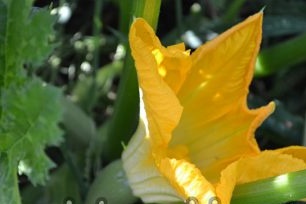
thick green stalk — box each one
[106,0,161,160]
[255,32,306,77]
[232,169,306,204]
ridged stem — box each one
[232,169,306,204]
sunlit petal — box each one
[159,158,216,203]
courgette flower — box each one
[122,12,306,204]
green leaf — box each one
[0,0,32,87]
[0,0,55,89]
[23,8,56,65]
[0,0,7,88]
[0,1,61,203]
[0,78,63,185]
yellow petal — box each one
[170,12,274,181]
[216,151,306,204]
[158,43,192,93]
[275,146,306,163]
[122,120,181,203]
[159,158,216,204]
[129,18,184,147]
[178,12,263,103]
[130,18,192,94]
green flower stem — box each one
[106,0,161,160]
[255,32,306,77]
[232,169,306,204]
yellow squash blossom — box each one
[122,12,306,204]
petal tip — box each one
[267,101,276,114]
